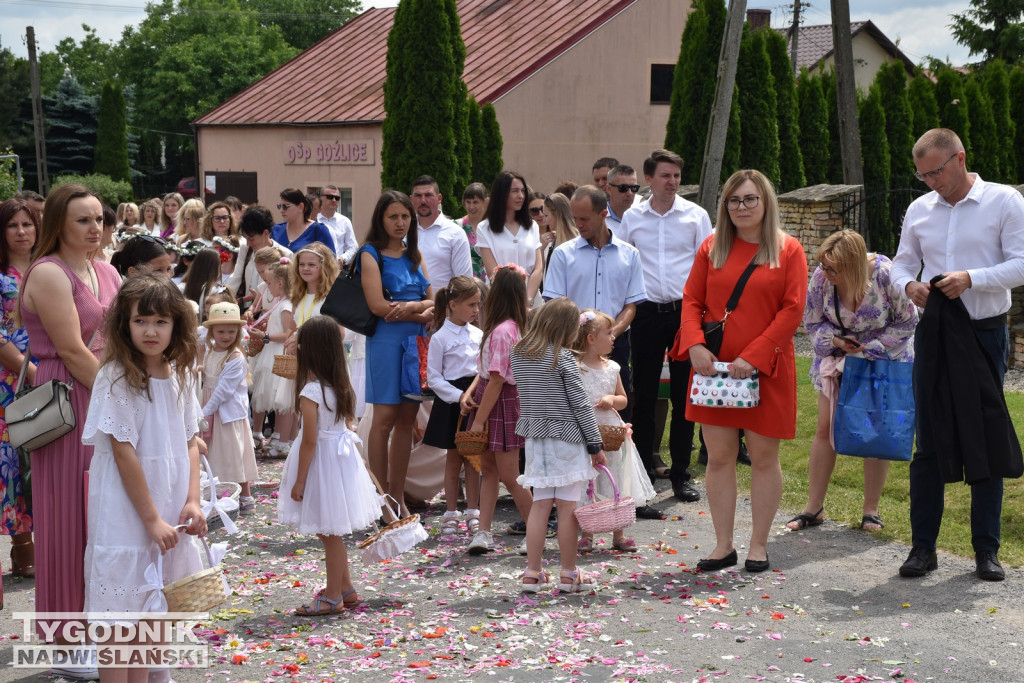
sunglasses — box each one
[132,234,168,246]
[321,194,340,201]
[611,184,640,193]
[529,207,545,216]
[276,203,293,211]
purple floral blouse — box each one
[804,254,918,391]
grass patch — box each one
[660,356,1024,566]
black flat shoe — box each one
[635,504,665,520]
[696,549,737,571]
[744,554,770,573]
[976,551,1005,581]
[899,546,937,577]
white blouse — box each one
[475,219,542,275]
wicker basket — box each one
[245,332,264,357]
[454,417,487,461]
[272,354,297,379]
[574,464,635,533]
[203,479,241,532]
[163,566,228,612]
[598,424,628,452]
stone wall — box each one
[777,184,862,271]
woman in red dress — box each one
[672,169,807,573]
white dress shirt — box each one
[475,219,542,275]
[426,320,483,404]
[227,239,293,300]
[418,214,473,291]
[891,175,1024,320]
[317,211,359,265]
[620,195,712,303]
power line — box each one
[0,0,354,20]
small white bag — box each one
[689,362,760,408]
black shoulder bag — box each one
[321,245,391,336]
[700,257,759,356]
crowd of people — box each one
[1,125,1022,679]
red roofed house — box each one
[194,0,690,233]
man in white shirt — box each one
[316,185,358,265]
[621,149,712,503]
[412,175,472,291]
[891,128,1024,582]
[230,206,294,313]
[605,164,640,237]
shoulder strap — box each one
[832,285,849,335]
[723,257,759,315]
[237,246,254,298]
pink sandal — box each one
[577,536,594,553]
[612,537,637,552]
[558,568,595,593]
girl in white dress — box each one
[82,275,205,678]
[575,310,655,553]
[201,302,258,514]
[278,316,381,615]
[250,261,294,445]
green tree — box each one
[873,61,915,190]
[381,0,413,189]
[736,28,780,187]
[664,0,727,185]
[94,81,131,182]
[445,0,471,215]
[0,151,18,200]
[1009,66,1024,180]
[45,74,98,180]
[477,103,503,188]
[468,97,485,185]
[907,72,940,139]
[722,85,741,183]
[983,59,1016,182]
[53,173,133,206]
[950,0,1024,65]
[380,0,460,204]
[797,70,830,184]
[0,41,29,150]
[963,76,1000,179]
[38,26,122,97]
[764,28,804,191]
[934,67,971,153]
[858,86,891,252]
[821,69,844,184]
[237,0,361,51]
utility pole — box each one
[829,0,863,187]
[26,27,49,195]
[698,0,747,217]
[790,0,801,75]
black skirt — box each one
[423,376,475,449]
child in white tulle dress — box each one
[82,275,206,678]
[575,310,656,552]
[278,316,381,615]
[250,261,294,445]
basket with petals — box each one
[358,471,428,564]
[598,424,627,452]
[574,464,635,533]
[272,354,296,379]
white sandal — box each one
[520,568,552,593]
[440,511,461,535]
[558,567,595,593]
[465,508,480,534]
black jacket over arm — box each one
[915,281,1023,484]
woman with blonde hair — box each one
[139,200,161,236]
[174,198,207,245]
[787,229,917,532]
[671,169,807,573]
[159,191,184,239]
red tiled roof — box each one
[784,20,915,75]
[196,0,635,127]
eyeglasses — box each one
[726,195,761,210]
[529,207,545,216]
[821,264,839,277]
[321,194,340,201]
[276,203,293,211]
[914,153,958,182]
[211,215,231,222]
[611,184,640,193]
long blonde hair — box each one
[174,198,206,239]
[513,297,580,369]
[710,169,784,269]
[289,242,339,306]
[544,193,578,246]
[815,229,870,300]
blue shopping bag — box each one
[833,356,915,461]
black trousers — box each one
[909,322,1007,554]
[610,330,632,423]
[630,305,695,484]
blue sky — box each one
[0,0,974,66]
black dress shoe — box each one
[899,546,938,577]
[635,504,665,520]
[976,551,1005,581]
[744,554,770,572]
[696,549,738,571]
[672,482,700,502]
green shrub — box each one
[53,173,133,207]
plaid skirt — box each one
[470,377,524,453]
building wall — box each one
[491,0,690,192]
[813,32,905,93]
[196,125,384,239]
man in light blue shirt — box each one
[544,184,646,414]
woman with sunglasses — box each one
[271,188,335,255]
[476,171,544,302]
[788,229,917,532]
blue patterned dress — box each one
[0,268,33,535]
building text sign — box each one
[285,140,374,165]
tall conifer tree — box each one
[797,71,830,185]
[858,86,891,251]
[1008,67,1024,181]
[736,28,780,188]
[764,29,804,191]
[907,73,940,139]
[963,77,999,180]
[983,59,1016,183]
[873,61,915,190]
[94,81,131,182]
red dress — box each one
[670,234,808,438]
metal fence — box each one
[841,188,927,257]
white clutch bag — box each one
[689,362,760,408]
